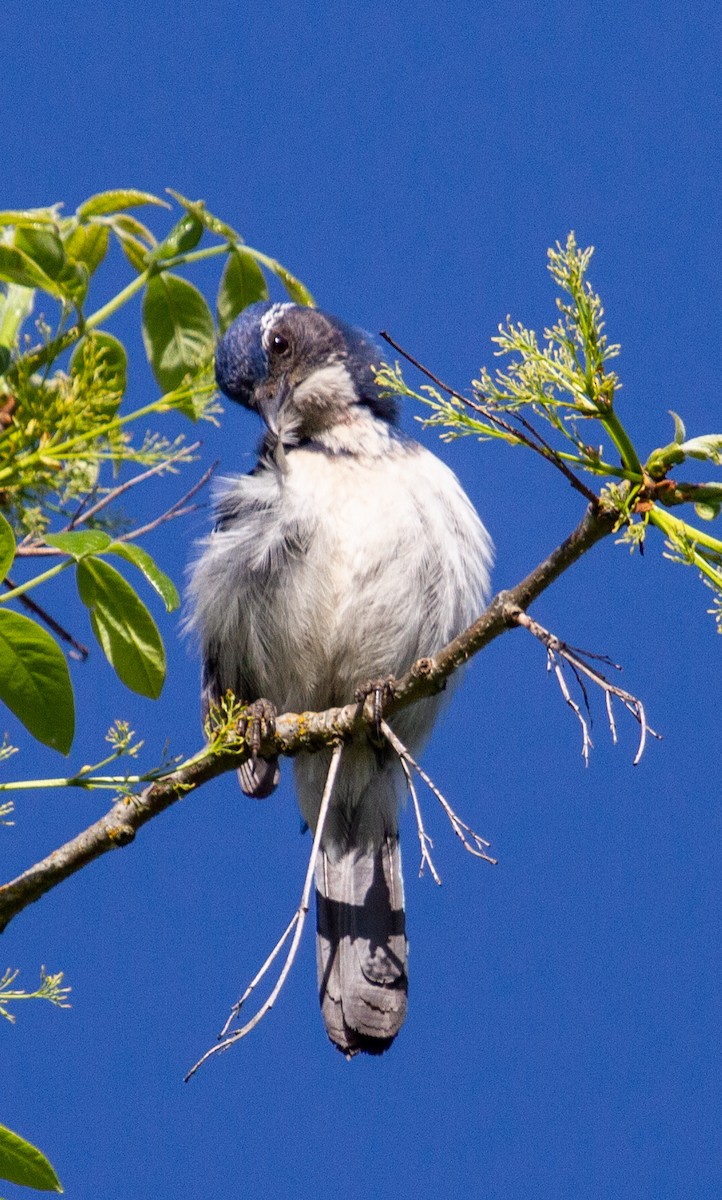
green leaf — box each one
[13,229,88,306]
[45,530,112,559]
[0,513,15,582]
[695,501,721,521]
[58,261,89,306]
[152,212,204,261]
[165,190,242,243]
[0,245,58,293]
[0,283,34,352]
[114,228,151,272]
[670,410,686,445]
[69,331,127,396]
[64,222,110,275]
[14,227,66,281]
[76,189,168,219]
[0,207,60,227]
[0,1122,63,1192]
[216,247,268,332]
[271,262,314,306]
[680,434,722,464]
[76,558,166,698]
[142,271,215,392]
[105,211,158,271]
[107,213,157,246]
[0,609,74,753]
[645,442,685,479]
[107,542,180,611]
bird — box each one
[187,300,493,1056]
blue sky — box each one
[4,2,722,1198]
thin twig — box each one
[67,442,204,529]
[184,742,344,1080]
[5,577,89,660]
[116,461,217,543]
[379,330,598,503]
[605,691,618,745]
[65,487,97,531]
[497,404,600,504]
[548,650,593,765]
[509,606,660,765]
[567,657,593,720]
[399,756,441,884]
[216,912,299,1039]
[381,721,497,866]
[14,458,217,557]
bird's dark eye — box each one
[270,333,290,356]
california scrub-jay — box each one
[188,301,493,1056]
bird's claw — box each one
[354,677,396,745]
[237,698,277,759]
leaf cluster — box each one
[0,189,314,755]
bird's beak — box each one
[257,375,291,439]
[257,375,293,472]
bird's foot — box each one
[237,698,277,759]
[354,677,396,746]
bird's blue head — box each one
[214,301,398,443]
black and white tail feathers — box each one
[237,745,408,1055]
[315,836,407,1056]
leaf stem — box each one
[84,240,275,331]
[598,408,643,475]
[650,507,722,556]
[0,560,72,603]
[84,270,149,331]
[0,776,144,791]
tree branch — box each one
[0,501,617,935]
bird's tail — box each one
[315,835,408,1057]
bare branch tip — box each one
[185,743,344,1077]
[381,720,495,871]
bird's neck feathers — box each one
[265,359,403,463]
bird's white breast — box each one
[189,435,492,719]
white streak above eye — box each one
[260,303,295,348]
